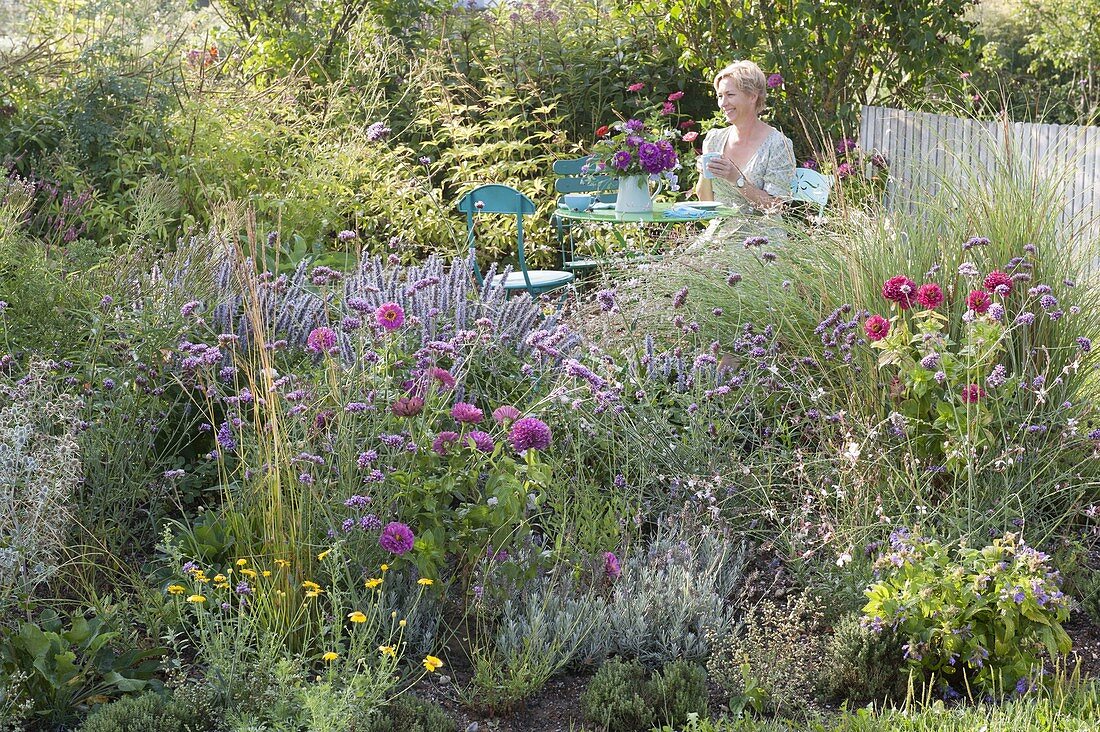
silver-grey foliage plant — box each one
[0,362,82,617]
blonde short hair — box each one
[713,60,767,114]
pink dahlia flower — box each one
[864,314,891,341]
[492,405,521,425]
[916,283,944,309]
[967,289,991,314]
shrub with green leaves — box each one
[863,529,1072,695]
[647,660,708,729]
[363,694,456,732]
[78,692,195,732]
[820,611,907,706]
[581,657,655,732]
[706,590,828,718]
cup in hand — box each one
[699,152,721,179]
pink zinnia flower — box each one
[391,396,424,417]
[916,283,944,309]
[492,405,521,425]
[379,522,415,555]
[427,367,456,390]
[837,162,854,180]
[451,402,483,424]
[432,431,459,456]
[766,73,784,89]
[306,327,337,353]
[960,384,984,404]
[465,430,495,453]
[375,302,405,330]
[882,275,917,309]
[683,131,698,142]
[967,289,991,314]
[864,314,891,341]
[627,82,645,92]
[983,270,1013,295]
[667,90,684,102]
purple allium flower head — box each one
[181,300,202,318]
[988,303,1005,321]
[236,581,252,595]
[604,551,622,579]
[375,302,405,330]
[1039,294,1058,311]
[336,229,358,242]
[346,297,371,313]
[307,327,337,353]
[920,353,940,370]
[963,236,990,251]
[1016,312,1036,325]
[509,416,552,452]
[492,405,521,425]
[432,431,460,456]
[451,402,483,424]
[1077,337,1092,352]
[342,316,361,331]
[596,288,617,313]
[379,522,415,555]
[103,378,115,391]
[465,430,495,453]
[766,73,784,88]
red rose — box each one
[596,125,610,138]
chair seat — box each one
[492,269,575,291]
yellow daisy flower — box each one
[274,559,291,569]
[380,564,389,572]
[302,580,321,591]
[187,594,206,604]
[305,589,323,599]
[348,611,367,623]
[417,578,434,586]
[378,645,396,658]
[322,651,338,662]
[317,549,331,561]
[213,574,227,583]
[240,568,257,578]
[365,578,383,589]
[166,585,186,595]
[422,655,443,673]
[236,558,248,567]
[261,570,272,578]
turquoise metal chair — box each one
[790,167,833,216]
[552,155,618,271]
[458,184,574,297]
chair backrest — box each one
[553,155,618,201]
[790,167,833,214]
[457,184,536,287]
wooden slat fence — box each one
[859,105,1100,247]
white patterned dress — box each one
[694,125,796,247]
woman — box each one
[693,60,795,245]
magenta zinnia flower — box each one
[375,302,405,331]
[509,417,552,452]
[379,522,415,555]
[451,402,483,424]
[391,396,425,417]
[492,405,521,425]
[427,367,456,390]
[960,384,984,404]
[916,283,944,309]
[432,431,459,456]
[864,315,890,342]
[465,430,495,453]
[766,73,784,89]
[882,276,917,308]
[306,327,337,353]
[983,270,1013,295]
[967,289,991,314]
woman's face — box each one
[715,76,759,125]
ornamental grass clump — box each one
[863,529,1072,697]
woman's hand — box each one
[705,156,744,184]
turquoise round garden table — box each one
[552,201,743,269]
[553,200,741,224]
